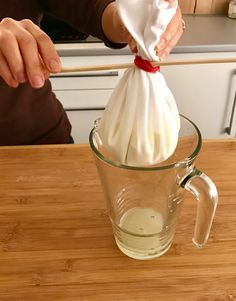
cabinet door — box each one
[51,55,133,109]
[50,70,120,108]
[65,109,103,143]
[161,52,236,138]
[51,55,133,143]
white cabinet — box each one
[161,52,236,138]
[51,52,236,143]
[50,55,133,143]
[65,110,103,142]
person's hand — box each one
[0,18,61,88]
[102,1,184,60]
[155,6,183,60]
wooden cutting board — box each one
[0,140,235,300]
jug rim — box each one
[89,114,202,171]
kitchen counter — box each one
[0,140,235,300]
[55,15,236,56]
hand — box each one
[102,2,184,60]
[155,6,183,60]
[0,18,61,88]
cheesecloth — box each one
[97,0,180,167]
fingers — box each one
[0,21,27,87]
[16,21,50,88]
[159,21,183,59]
[0,18,61,89]
[0,51,19,88]
[21,19,61,73]
[155,7,183,60]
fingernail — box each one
[17,72,27,83]
[49,59,61,72]
[32,75,44,88]
[10,80,19,88]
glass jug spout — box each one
[181,167,218,248]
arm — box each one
[40,0,125,48]
[0,0,122,89]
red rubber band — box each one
[134,55,160,73]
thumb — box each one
[128,36,138,53]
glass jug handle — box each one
[181,167,218,248]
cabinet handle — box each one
[65,108,105,112]
[50,71,119,79]
[225,90,236,135]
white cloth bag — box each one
[97,0,180,167]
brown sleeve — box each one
[40,0,126,49]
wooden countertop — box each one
[0,140,235,301]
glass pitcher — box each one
[89,115,218,260]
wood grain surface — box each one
[179,0,196,14]
[179,0,230,14]
[195,0,230,14]
[0,141,235,301]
